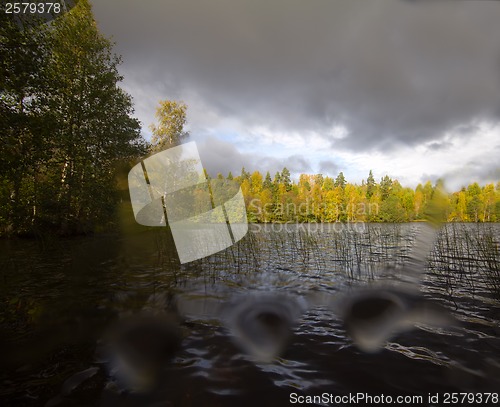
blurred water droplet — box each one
[223,293,306,362]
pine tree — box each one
[335,172,346,189]
[263,171,273,189]
[240,167,250,180]
[380,175,393,201]
[281,167,292,191]
[366,170,376,199]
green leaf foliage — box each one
[0,0,145,235]
[222,168,500,224]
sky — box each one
[89,0,500,190]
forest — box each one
[226,168,500,224]
[0,1,146,235]
[1,1,499,237]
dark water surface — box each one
[1,223,500,406]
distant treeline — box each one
[217,168,500,223]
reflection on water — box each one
[1,223,499,406]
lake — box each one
[1,223,499,406]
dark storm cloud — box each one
[255,155,312,177]
[465,160,500,182]
[423,158,500,191]
[286,155,311,173]
[92,0,500,152]
[196,137,251,177]
[195,136,312,178]
[318,160,340,176]
[426,141,452,152]
[455,124,482,136]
